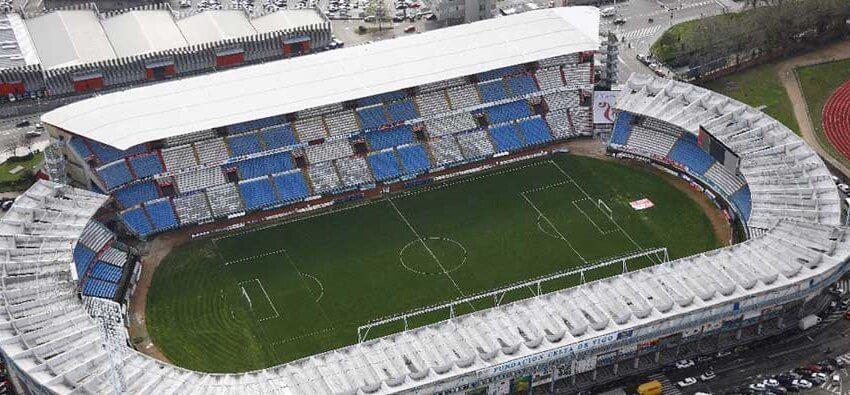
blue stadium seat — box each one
[272,171,310,202]
[228,133,263,157]
[489,124,524,152]
[97,160,133,190]
[366,125,414,150]
[478,65,522,81]
[73,243,96,279]
[262,125,297,149]
[357,106,388,130]
[667,136,715,175]
[90,261,122,283]
[358,90,406,106]
[129,154,164,179]
[730,185,752,221]
[113,181,159,208]
[397,144,431,175]
[230,152,294,179]
[507,75,538,97]
[368,150,402,181]
[89,141,124,163]
[387,99,419,122]
[238,177,278,210]
[145,198,179,230]
[228,115,286,133]
[121,207,154,237]
[518,118,552,146]
[82,278,118,299]
[610,112,633,146]
[68,137,93,159]
[486,101,532,124]
[479,80,508,102]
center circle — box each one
[399,237,468,276]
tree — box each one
[364,0,393,30]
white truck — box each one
[799,314,822,331]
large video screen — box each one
[698,126,740,173]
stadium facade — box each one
[0,7,846,395]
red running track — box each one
[823,80,850,162]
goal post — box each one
[597,199,613,219]
[356,247,668,343]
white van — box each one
[600,6,616,17]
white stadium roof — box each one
[25,10,116,70]
[176,10,260,45]
[101,11,189,58]
[42,7,600,150]
[251,9,326,33]
[0,8,326,71]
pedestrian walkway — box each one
[622,25,664,41]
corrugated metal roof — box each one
[251,9,326,33]
[101,10,188,58]
[25,10,116,70]
[176,10,258,45]
[43,7,600,150]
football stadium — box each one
[0,6,848,395]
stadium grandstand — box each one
[0,4,331,100]
[42,7,599,239]
[0,6,846,394]
[609,74,841,236]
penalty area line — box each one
[224,249,287,266]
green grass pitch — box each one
[146,155,721,373]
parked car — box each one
[697,355,714,363]
[808,374,826,385]
[839,183,850,194]
[700,370,717,381]
[717,350,733,358]
[763,378,781,387]
[613,17,626,25]
[794,367,813,376]
[676,359,695,369]
[677,377,697,387]
[792,379,812,389]
[749,383,767,392]
[14,120,29,128]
